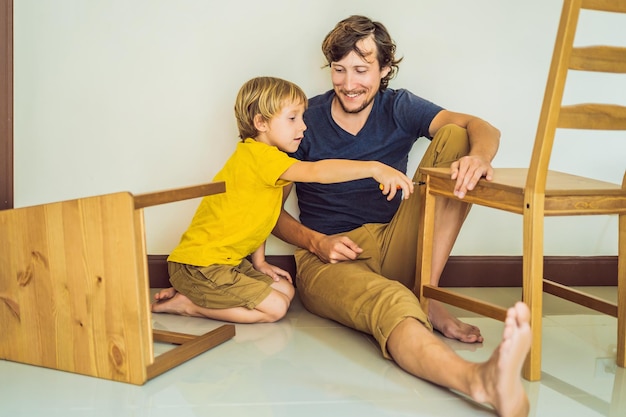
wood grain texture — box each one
[0,193,150,384]
[0,182,233,384]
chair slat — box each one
[582,0,626,13]
[558,103,626,129]
[422,285,508,321]
[570,46,626,73]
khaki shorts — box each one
[295,124,470,359]
[168,259,275,309]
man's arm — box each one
[272,184,363,264]
[429,110,501,199]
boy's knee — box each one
[284,284,295,301]
[266,301,290,322]
[262,291,291,322]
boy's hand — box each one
[375,164,414,201]
[253,260,293,284]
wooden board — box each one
[0,192,152,384]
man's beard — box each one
[336,93,375,114]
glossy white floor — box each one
[0,287,623,417]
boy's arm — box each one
[250,241,267,269]
[250,241,293,283]
[279,160,414,201]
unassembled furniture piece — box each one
[0,182,235,384]
[415,0,626,381]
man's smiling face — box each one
[330,36,390,115]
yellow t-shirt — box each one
[168,139,298,267]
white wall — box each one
[14,0,625,257]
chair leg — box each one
[522,195,545,381]
[617,212,625,367]
[415,178,435,313]
[610,365,626,417]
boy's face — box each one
[330,36,390,115]
[256,100,307,154]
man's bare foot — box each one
[472,301,532,417]
[428,300,484,343]
[151,289,198,316]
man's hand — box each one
[449,155,494,199]
[312,234,363,264]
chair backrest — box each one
[527,0,626,193]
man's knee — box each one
[437,123,468,139]
[432,124,471,167]
[437,124,470,150]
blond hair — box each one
[234,76,308,140]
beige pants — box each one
[294,125,470,358]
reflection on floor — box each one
[0,287,623,417]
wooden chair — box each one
[0,182,235,384]
[415,0,626,381]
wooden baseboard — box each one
[148,255,617,288]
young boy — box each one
[151,76,414,323]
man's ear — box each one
[381,66,391,80]
[254,114,268,132]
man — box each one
[273,16,531,416]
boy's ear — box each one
[253,114,267,132]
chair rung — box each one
[422,285,508,321]
[558,104,626,130]
[147,324,235,380]
[543,279,617,316]
[134,181,226,209]
[570,46,626,73]
[582,0,626,13]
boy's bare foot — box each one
[428,300,484,343]
[472,301,532,417]
[151,288,198,316]
[153,287,177,302]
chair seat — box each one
[420,167,626,215]
[0,182,234,385]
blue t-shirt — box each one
[292,88,443,235]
